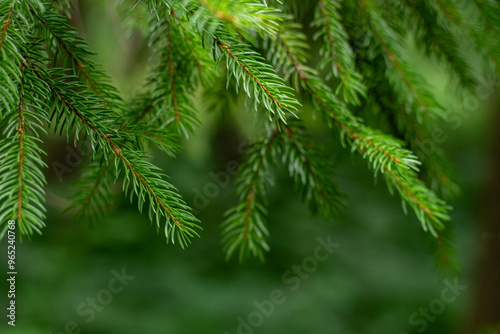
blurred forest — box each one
[1,0,499,333]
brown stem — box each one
[16,61,27,221]
[0,7,13,50]
[167,18,180,123]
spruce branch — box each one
[213,28,300,124]
[356,0,445,121]
[311,0,366,105]
[167,0,300,124]
[137,7,208,136]
[392,101,460,198]
[280,124,345,219]
[404,0,476,90]
[383,167,450,236]
[33,66,200,247]
[0,45,50,238]
[268,18,450,238]
[221,127,279,261]
[0,1,27,122]
[2,0,492,262]
[434,0,500,72]
[30,3,122,109]
[359,49,461,199]
[65,156,115,225]
[185,0,281,37]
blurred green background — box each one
[1,1,499,333]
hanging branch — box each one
[403,0,476,90]
[280,124,345,219]
[0,1,26,122]
[311,0,366,104]
[434,0,500,71]
[221,127,280,261]
[212,28,300,124]
[356,0,446,121]
[30,4,122,109]
[30,62,200,247]
[65,155,115,225]
[0,43,50,238]
[267,19,450,238]
[171,0,301,124]
[134,6,209,136]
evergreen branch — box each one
[66,120,179,225]
[263,18,309,79]
[130,5,213,137]
[311,0,366,105]
[216,39,280,107]
[434,0,500,71]
[0,1,27,122]
[0,46,50,238]
[35,67,200,247]
[360,49,461,199]
[268,18,450,237]
[66,123,179,226]
[172,10,217,87]
[281,124,345,219]
[30,4,122,109]
[392,101,460,198]
[66,156,115,225]
[357,0,445,121]
[171,1,300,124]
[184,0,281,37]
[213,28,300,123]
[0,5,13,50]
[150,10,203,135]
[221,127,279,261]
[404,0,476,90]
[383,167,449,236]
[1,0,488,261]
[273,22,415,171]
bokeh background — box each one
[1,1,499,333]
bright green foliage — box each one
[133,3,214,136]
[0,1,197,247]
[0,38,49,238]
[0,0,499,261]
